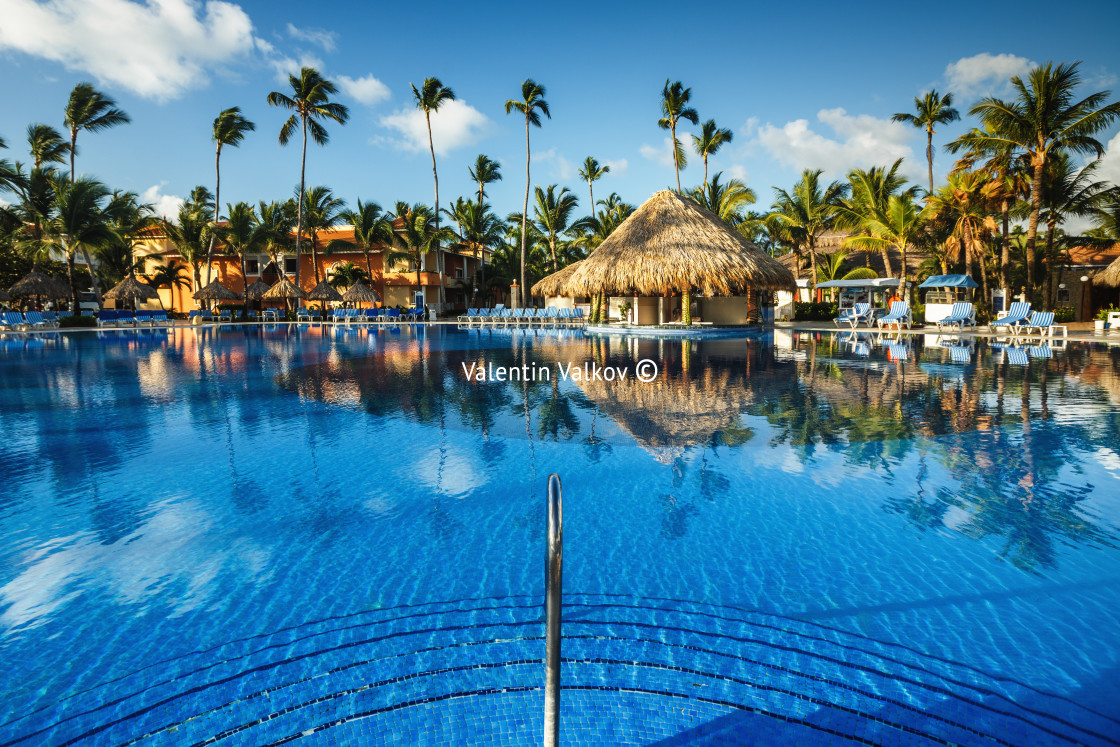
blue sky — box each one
[2,0,1119,226]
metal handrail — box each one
[544,473,563,747]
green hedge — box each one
[59,315,97,328]
[793,301,839,321]
[1054,307,1075,323]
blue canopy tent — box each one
[919,275,978,323]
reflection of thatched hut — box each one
[104,275,159,306]
[1094,256,1120,288]
[567,190,795,325]
[531,260,583,298]
[342,281,381,307]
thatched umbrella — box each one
[263,277,307,315]
[0,289,9,303]
[567,190,796,325]
[307,280,343,316]
[531,260,583,298]
[10,270,70,299]
[104,275,159,311]
[342,281,381,309]
[1093,256,1120,288]
[245,279,271,300]
[193,280,239,303]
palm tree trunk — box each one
[898,241,908,301]
[548,237,557,271]
[1025,158,1044,304]
[311,231,320,283]
[807,237,818,299]
[703,155,709,193]
[69,130,77,184]
[65,248,80,315]
[1000,198,1011,292]
[520,115,530,302]
[1044,220,1056,309]
[671,121,680,192]
[79,245,102,307]
[206,144,221,289]
[364,249,373,283]
[426,112,446,312]
[588,182,594,217]
[296,115,307,290]
[415,247,422,305]
[880,247,894,279]
[240,253,248,318]
[926,128,934,194]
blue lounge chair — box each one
[41,311,60,327]
[201,309,214,322]
[262,308,279,321]
[116,310,140,327]
[245,310,259,322]
[187,310,200,322]
[23,311,53,329]
[1029,345,1053,359]
[949,346,972,364]
[3,312,30,330]
[296,307,312,322]
[97,310,119,328]
[990,302,1031,334]
[1022,311,1054,336]
[218,309,231,322]
[80,310,95,318]
[876,301,912,329]
[936,302,976,332]
[834,303,872,328]
[1004,346,1030,365]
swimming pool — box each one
[1,325,1118,745]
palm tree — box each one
[839,160,919,279]
[256,199,297,281]
[43,176,114,311]
[328,261,370,291]
[457,200,505,304]
[843,194,927,299]
[532,185,579,271]
[145,259,190,311]
[925,170,997,307]
[27,124,68,168]
[391,204,457,303]
[771,169,849,292]
[300,185,346,283]
[505,79,550,296]
[1038,154,1109,306]
[267,67,350,291]
[687,172,756,227]
[205,107,256,287]
[64,83,130,184]
[958,62,1120,302]
[691,119,733,189]
[468,154,502,208]
[97,189,157,291]
[411,77,456,310]
[331,199,394,283]
[218,201,274,312]
[658,80,699,192]
[577,157,610,217]
[1089,190,1120,241]
[163,198,213,296]
[891,89,959,193]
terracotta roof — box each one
[1066,242,1120,266]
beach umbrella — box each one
[262,277,306,315]
[307,280,342,315]
[245,279,271,300]
[567,190,795,325]
[193,280,239,303]
[9,270,70,299]
[341,281,381,309]
[104,274,159,311]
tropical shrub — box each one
[59,315,97,328]
[794,301,838,321]
[1054,307,1075,323]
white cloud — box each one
[141,183,184,220]
[268,52,325,83]
[336,74,390,106]
[377,99,491,156]
[639,137,677,168]
[0,0,258,100]
[533,148,575,180]
[603,158,628,177]
[285,22,336,52]
[1093,133,1120,188]
[944,53,1036,99]
[754,108,914,177]
[726,164,749,182]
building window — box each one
[1057,288,1070,304]
[455,268,464,279]
[245,258,260,275]
[284,257,298,274]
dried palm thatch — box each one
[193,280,239,301]
[342,281,381,304]
[9,270,70,299]
[1093,256,1120,287]
[244,279,272,300]
[0,289,9,302]
[103,275,159,301]
[307,280,343,302]
[567,190,796,296]
[263,277,307,300]
[531,260,583,297]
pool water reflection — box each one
[0,325,1118,745]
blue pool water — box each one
[0,325,1118,746]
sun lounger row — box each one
[297,307,426,325]
[989,303,1060,336]
[98,310,171,327]
[1,311,61,330]
[458,307,586,328]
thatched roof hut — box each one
[307,280,343,302]
[9,270,69,299]
[193,280,239,301]
[0,289,9,302]
[342,281,381,305]
[263,278,307,300]
[531,260,583,297]
[104,275,159,301]
[567,190,796,296]
[1094,256,1120,287]
[244,279,272,300]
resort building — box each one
[129,221,490,314]
[1057,242,1120,321]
